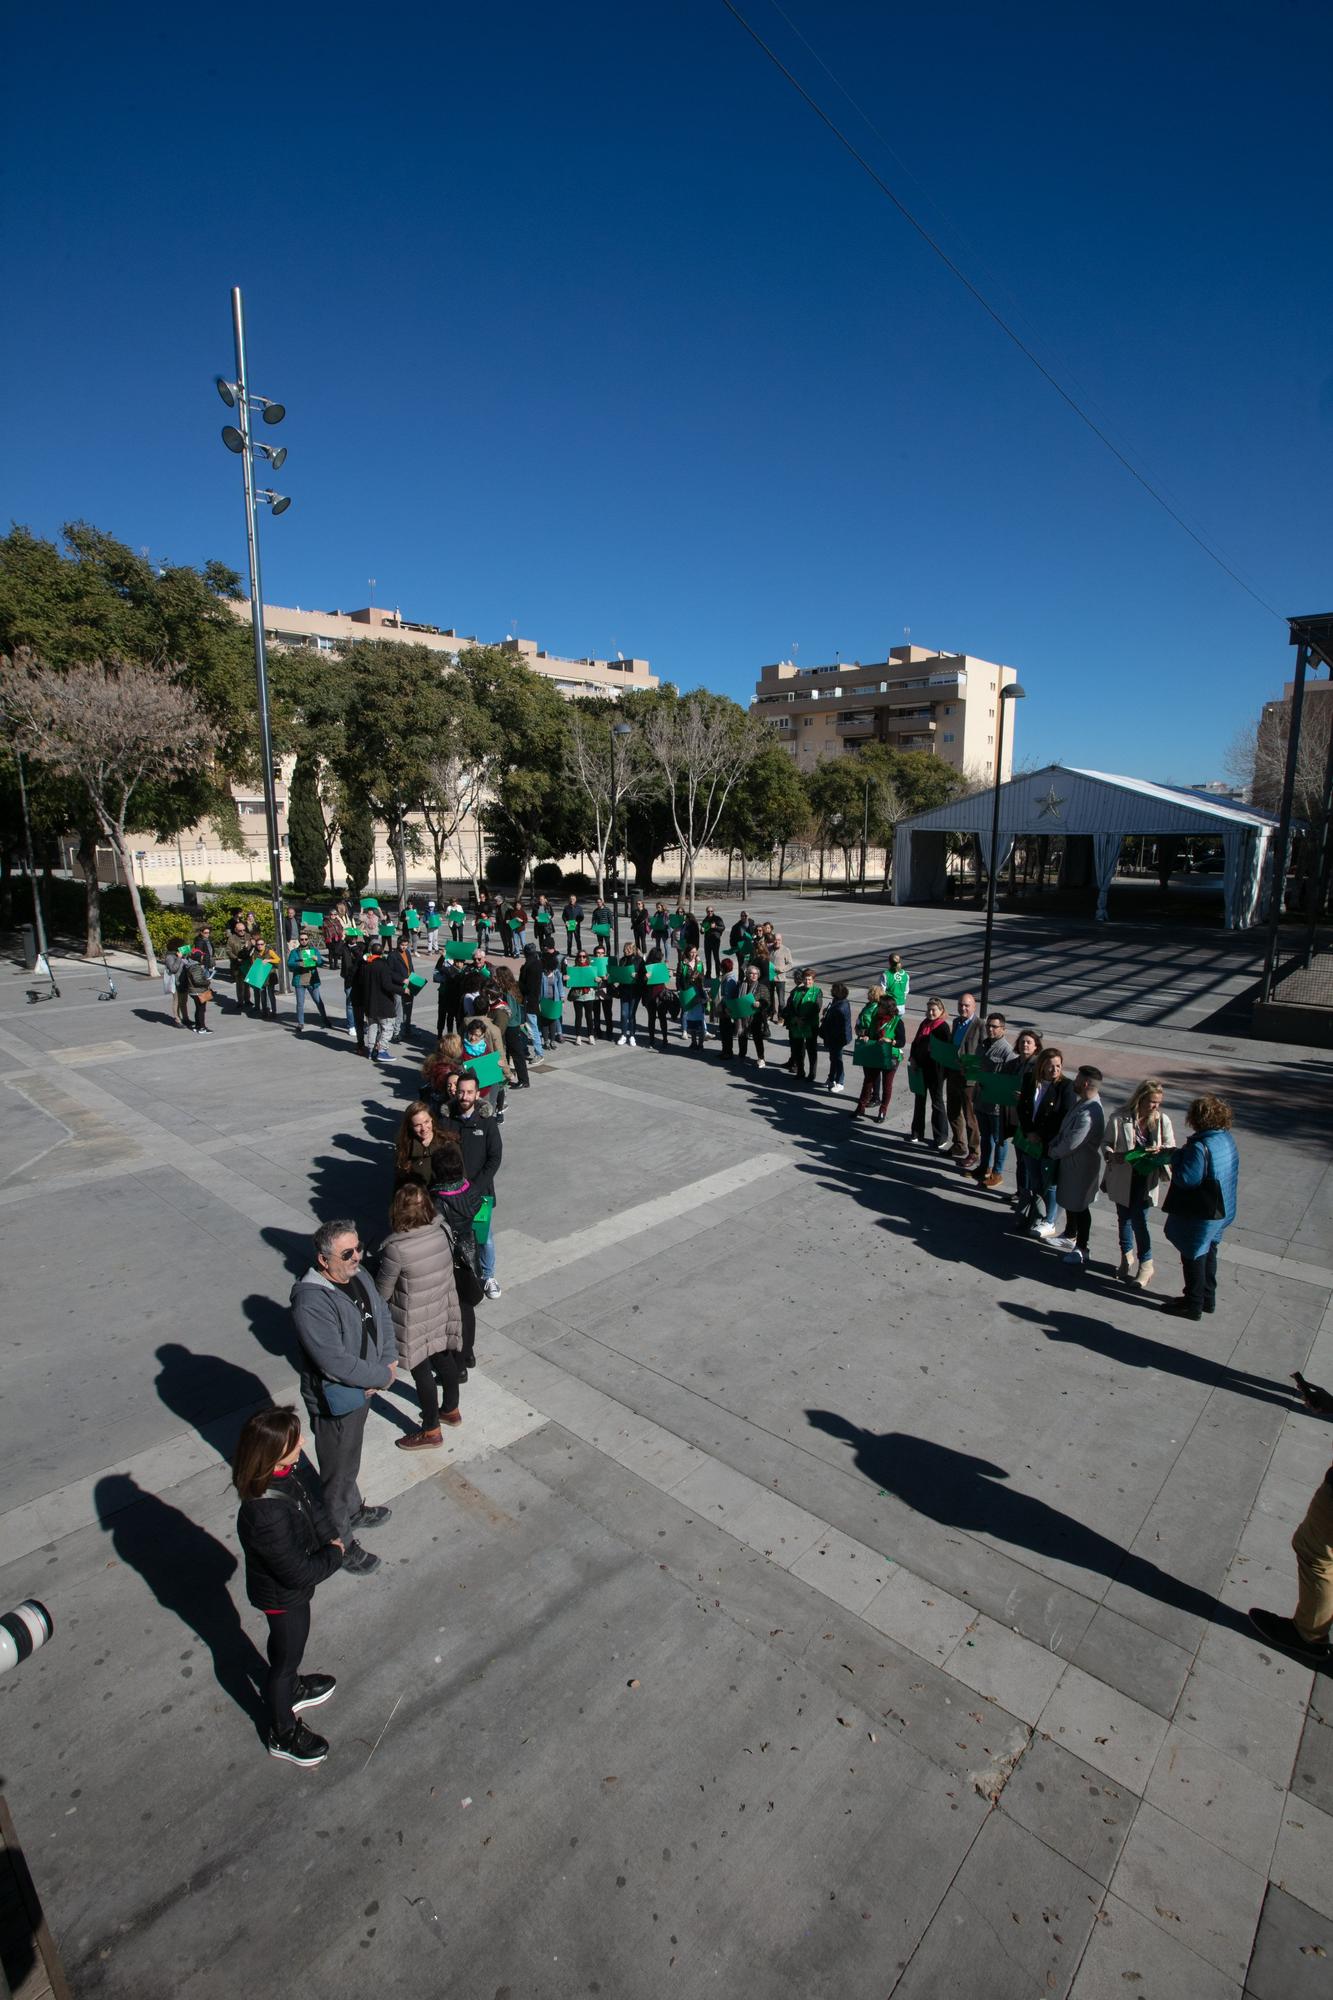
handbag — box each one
[1162,1143,1224,1221]
[451,1233,485,1307]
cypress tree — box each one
[287,753,328,897]
[338,788,375,901]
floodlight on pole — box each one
[978,683,1025,1022]
[215,285,290,991]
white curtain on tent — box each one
[1224,827,1267,930]
[1093,831,1123,921]
[892,829,913,904]
[976,830,1015,883]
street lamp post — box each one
[608,721,632,954]
[978,683,1025,1022]
[216,286,290,990]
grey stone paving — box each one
[0,898,1330,1999]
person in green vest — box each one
[851,996,906,1122]
[782,968,823,1082]
[881,952,910,1011]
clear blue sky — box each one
[6,1,1330,782]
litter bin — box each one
[20,924,37,970]
[182,881,201,911]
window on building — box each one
[941,732,955,744]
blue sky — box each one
[6,1,1330,781]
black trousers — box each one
[1180,1244,1219,1312]
[1065,1206,1092,1253]
[911,1073,949,1143]
[504,1025,529,1086]
[263,1599,311,1735]
[788,1038,817,1079]
[644,996,669,1045]
[704,938,720,978]
[411,1350,462,1427]
[738,1024,766,1061]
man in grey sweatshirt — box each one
[291,1217,397,1575]
[972,1012,1019,1190]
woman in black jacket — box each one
[434,1133,485,1376]
[908,995,951,1145]
[1013,1047,1075,1236]
[233,1406,343,1767]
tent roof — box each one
[896,764,1278,838]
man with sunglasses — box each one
[292,1218,397,1575]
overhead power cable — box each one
[719,0,1282,622]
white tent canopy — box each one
[892,765,1277,929]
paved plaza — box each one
[0,894,1330,1999]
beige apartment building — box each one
[235,600,658,700]
[752,646,1019,781]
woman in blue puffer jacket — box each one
[1161,1094,1239,1321]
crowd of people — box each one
[209,890,1331,1768]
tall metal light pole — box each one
[217,286,291,990]
[978,683,1025,1021]
[608,720,632,954]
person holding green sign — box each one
[474,900,495,950]
[288,930,330,1034]
[533,896,555,950]
[561,895,584,952]
[734,961,772,1066]
[446,899,466,943]
[615,943,645,1045]
[971,1014,1019,1189]
[649,902,670,952]
[679,950,707,1052]
[946,993,984,1166]
[782,968,823,1082]
[852,997,906,1120]
[590,898,612,944]
[908,996,952,1145]
[1100,1078,1175,1287]
[1014,1048,1075,1235]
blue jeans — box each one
[1117,1199,1152,1260]
[511,929,526,954]
[294,981,328,1029]
[525,1011,544,1058]
[826,1047,845,1087]
[619,997,637,1037]
[976,1109,1009,1178]
[478,1231,496,1284]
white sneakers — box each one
[482,1278,501,1299]
[616,1034,626,1045]
[1032,1220,1058,1239]
[830,1082,845,1094]
[1061,1249,1085,1267]
[628,1035,637,1047]
[755,1059,766,1069]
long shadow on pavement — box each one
[997,1301,1302,1411]
[807,1411,1255,1641]
[153,1342,274,1456]
[94,1473,267,1736]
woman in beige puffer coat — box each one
[375,1181,465,1448]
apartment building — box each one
[231,601,658,699]
[752,646,1018,780]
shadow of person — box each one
[805,1410,1252,1643]
[998,1302,1300,1411]
[94,1474,266,1735]
[241,1290,296,1365]
[153,1343,275,1457]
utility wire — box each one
[719,0,1283,622]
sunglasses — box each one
[334,1244,363,1261]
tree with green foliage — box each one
[0,523,256,951]
[457,647,573,893]
[717,744,813,895]
[286,751,328,897]
[338,788,375,901]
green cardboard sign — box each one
[1013,1132,1043,1158]
[853,1040,887,1069]
[977,1070,1021,1107]
[360,896,380,911]
[379,922,396,939]
[668,913,684,930]
[426,912,442,929]
[444,940,477,961]
[644,962,670,987]
[407,972,428,992]
[405,910,421,930]
[472,1193,495,1244]
[245,958,274,989]
[607,963,637,986]
[907,1065,927,1097]
[591,921,611,937]
[538,996,563,1020]
[298,949,319,969]
[727,994,757,1019]
[300,910,325,928]
[932,1038,961,1071]
[565,966,596,989]
[589,956,608,978]
[463,1050,504,1087]
[565,918,580,932]
[343,924,363,939]
[680,985,702,1011]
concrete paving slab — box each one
[999,1734,1139,1888]
[1269,1796,1333,1921]
[1143,1723,1286,1873]
[1176,1659,1307,1790]
[1067,1892,1243,2000]
[1243,1883,1333,2000]
[1110,1799,1267,1979]
[942,1613,1069,1725]
[1039,1662,1172,1792]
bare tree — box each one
[642,693,764,904]
[419,751,486,904]
[0,649,216,975]
[566,710,649,896]
[1227,708,1330,820]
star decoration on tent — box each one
[1036,787,1066,819]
